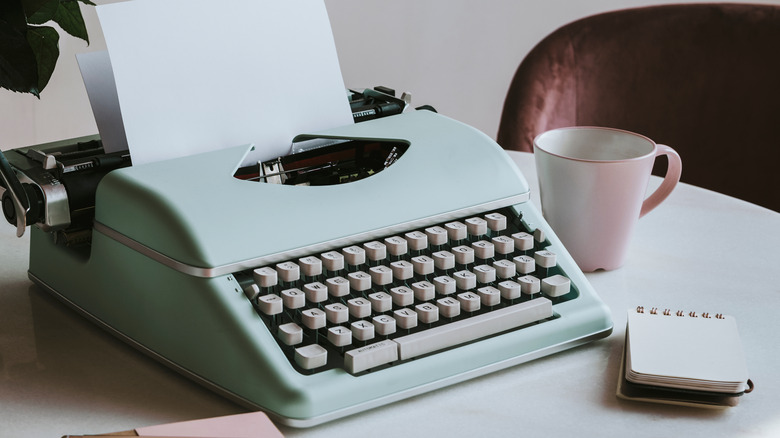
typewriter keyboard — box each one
[236,208,578,375]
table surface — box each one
[2,151,779,437]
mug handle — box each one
[639,144,682,218]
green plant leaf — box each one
[26,25,59,94]
[0,22,41,96]
[23,0,59,25]
[1,1,40,95]
[1,0,29,31]
[52,0,88,44]
[1,0,94,97]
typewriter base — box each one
[27,200,613,427]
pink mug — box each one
[533,127,682,272]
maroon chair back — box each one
[497,4,780,211]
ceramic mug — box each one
[533,127,682,272]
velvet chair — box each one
[497,3,780,212]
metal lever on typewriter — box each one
[0,149,42,238]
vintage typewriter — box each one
[0,88,612,426]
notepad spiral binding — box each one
[635,306,725,319]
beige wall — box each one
[1,0,775,150]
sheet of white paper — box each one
[76,50,128,154]
[96,0,353,167]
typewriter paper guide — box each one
[93,111,530,271]
[76,51,128,154]
[95,0,353,167]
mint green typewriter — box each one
[0,110,612,426]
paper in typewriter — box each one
[76,51,128,154]
[95,0,353,167]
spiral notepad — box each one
[619,307,751,408]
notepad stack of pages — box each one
[617,307,752,408]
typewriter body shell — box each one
[16,110,612,426]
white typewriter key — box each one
[453,270,477,291]
[541,275,571,297]
[518,275,541,295]
[485,212,507,232]
[511,232,535,251]
[303,282,328,303]
[405,230,429,251]
[457,292,481,312]
[493,259,517,279]
[278,322,303,346]
[384,236,408,256]
[390,260,414,281]
[432,251,456,270]
[347,298,372,319]
[533,228,546,244]
[299,256,322,277]
[513,255,536,274]
[445,221,468,241]
[244,284,260,300]
[325,276,350,297]
[327,326,352,347]
[437,297,461,318]
[342,245,366,266]
[281,288,306,309]
[477,286,501,306]
[368,292,393,313]
[534,250,557,268]
[411,255,435,276]
[324,303,349,324]
[424,226,448,246]
[321,251,345,272]
[372,315,397,336]
[369,265,393,286]
[276,261,300,283]
[258,294,283,315]
[465,217,488,236]
[452,245,475,265]
[350,320,376,341]
[294,344,327,370]
[347,271,372,292]
[474,264,497,284]
[253,267,277,288]
[363,241,387,261]
[472,240,495,260]
[411,281,436,301]
[498,280,522,300]
[415,302,440,324]
[433,276,457,295]
[301,308,326,329]
[344,339,398,374]
[394,308,418,329]
[389,286,415,306]
[491,235,514,255]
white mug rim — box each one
[533,126,657,163]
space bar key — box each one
[394,297,553,360]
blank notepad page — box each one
[626,309,748,393]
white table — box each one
[1,151,778,437]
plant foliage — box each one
[0,0,94,97]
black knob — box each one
[1,191,16,225]
[2,183,44,227]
